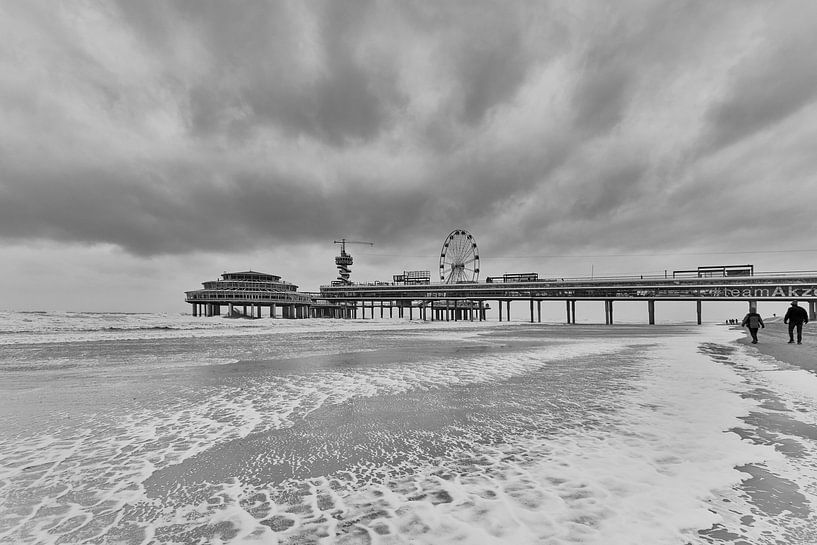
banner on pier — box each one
[706,286,817,299]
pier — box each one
[317,270,817,324]
[185,268,817,324]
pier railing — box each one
[185,290,312,303]
[319,273,817,300]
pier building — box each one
[185,271,313,318]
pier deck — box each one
[318,272,817,324]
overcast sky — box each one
[2,1,816,313]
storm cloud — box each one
[1,0,816,269]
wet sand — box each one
[727,319,817,544]
[736,319,817,374]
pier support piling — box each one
[696,300,702,325]
[648,300,655,325]
[604,300,614,325]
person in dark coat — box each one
[783,301,809,344]
[741,310,764,344]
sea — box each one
[1,311,816,545]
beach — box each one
[1,313,816,544]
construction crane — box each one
[333,239,373,285]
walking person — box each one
[741,309,765,344]
[784,301,809,344]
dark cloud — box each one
[1,0,816,270]
[687,1,817,155]
[571,59,632,133]
[443,9,541,125]
[111,0,397,145]
[571,161,648,219]
[704,39,817,153]
[0,156,438,255]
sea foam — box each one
[2,321,816,544]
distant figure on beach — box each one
[783,301,809,344]
[741,310,764,344]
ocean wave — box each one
[102,326,179,331]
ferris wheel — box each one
[439,229,480,283]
